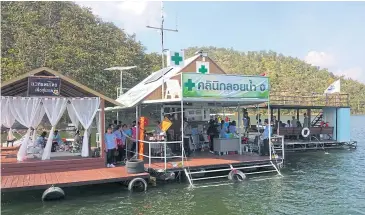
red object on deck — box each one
[260,72,267,76]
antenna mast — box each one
[146,1,178,98]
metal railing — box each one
[120,132,184,170]
[270,91,349,107]
[270,135,285,160]
[143,140,184,170]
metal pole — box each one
[268,99,272,160]
[281,135,285,160]
[161,105,164,122]
[135,105,139,158]
[181,74,184,165]
[164,142,167,170]
[120,71,123,96]
[238,104,242,155]
[149,142,151,168]
[161,1,165,99]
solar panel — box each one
[145,67,174,84]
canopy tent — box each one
[1,67,123,161]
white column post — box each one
[161,105,164,122]
[135,105,139,157]
[268,101,272,160]
[180,73,185,165]
[149,141,151,168]
[238,104,242,155]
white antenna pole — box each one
[161,1,165,69]
[146,0,178,99]
[161,1,165,99]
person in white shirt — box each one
[285,120,291,128]
[303,113,309,128]
[291,116,297,128]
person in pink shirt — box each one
[130,121,137,157]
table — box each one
[213,138,240,155]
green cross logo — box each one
[184,79,195,91]
[198,65,208,74]
[171,52,183,65]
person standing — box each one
[219,120,227,138]
[182,117,192,157]
[291,116,297,128]
[303,113,309,128]
[207,120,218,153]
[261,119,271,156]
[114,125,124,163]
[105,127,117,168]
[243,113,250,137]
[130,121,137,157]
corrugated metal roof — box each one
[115,54,200,108]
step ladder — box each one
[183,161,282,188]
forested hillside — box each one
[1,2,365,113]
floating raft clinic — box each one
[0,50,357,200]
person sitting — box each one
[72,130,82,153]
[285,120,291,127]
[31,131,47,156]
[52,130,63,152]
[229,121,238,135]
[36,131,47,148]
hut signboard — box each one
[28,76,61,96]
[182,73,269,99]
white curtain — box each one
[67,103,79,129]
[42,98,68,160]
[70,98,100,157]
[30,104,46,146]
[1,98,16,142]
[10,98,44,161]
[1,97,7,127]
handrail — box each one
[270,91,349,107]
[122,132,183,170]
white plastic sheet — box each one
[10,97,44,161]
[70,98,100,157]
[42,98,68,160]
[1,97,16,141]
[67,103,80,128]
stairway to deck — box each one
[183,160,281,187]
[311,112,323,127]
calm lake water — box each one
[2,116,365,215]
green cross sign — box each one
[198,65,208,74]
[171,52,183,65]
[184,79,195,91]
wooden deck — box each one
[146,152,272,171]
[1,147,150,192]
[1,166,149,192]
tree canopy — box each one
[1,2,365,114]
